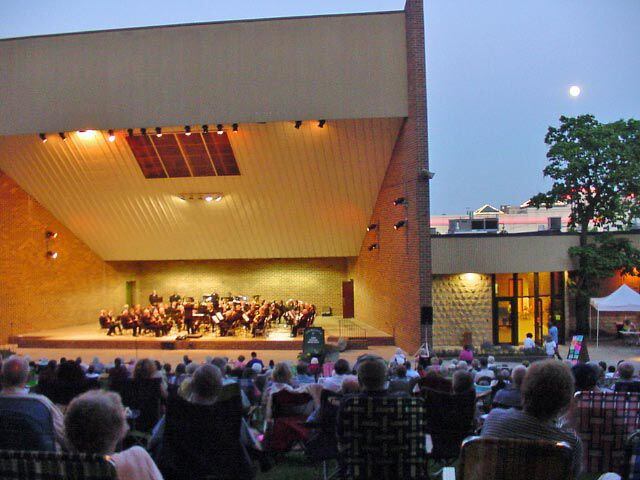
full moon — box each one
[569,85,581,97]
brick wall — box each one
[432,274,493,348]
[110,258,347,315]
[0,171,133,343]
[348,0,431,352]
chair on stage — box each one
[574,391,640,475]
[0,397,56,452]
[456,436,574,480]
[0,450,116,480]
[264,390,314,453]
[337,396,427,480]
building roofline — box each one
[433,230,640,239]
[0,10,404,43]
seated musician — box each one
[141,308,164,337]
[119,308,140,337]
[169,292,181,303]
[251,305,268,337]
[291,308,311,337]
[100,310,122,336]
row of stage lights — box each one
[366,197,408,251]
[45,230,59,260]
[37,120,328,143]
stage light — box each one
[295,120,302,129]
[77,130,95,139]
[127,128,134,138]
[45,231,58,239]
[39,133,47,143]
[140,127,147,136]
[58,132,66,141]
[368,243,379,251]
[202,124,209,134]
[155,127,162,138]
[367,224,378,232]
[217,124,224,135]
[232,123,238,133]
[108,130,116,142]
[214,194,223,202]
[203,193,223,203]
[46,251,59,259]
[318,119,326,128]
[393,197,406,206]
[394,220,407,230]
[185,125,192,136]
[204,195,214,202]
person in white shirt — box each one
[473,357,496,383]
[523,333,536,350]
[0,355,67,450]
[404,361,420,380]
[319,359,352,392]
[544,335,558,358]
[390,348,406,367]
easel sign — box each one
[566,335,590,364]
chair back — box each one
[420,387,476,459]
[0,397,56,452]
[615,382,640,393]
[119,378,162,432]
[575,391,640,474]
[0,450,116,480]
[157,393,254,480]
[624,430,640,480]
[458,436,573,480]
[337,395,426,479]
[271,389,314,418]
[305,390,343,462]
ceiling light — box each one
[77,130,96,139]
[204,195,214,202]
[127,128,134,138]
[367,224,378,232]
[232,123,238,133]
[393,197,406,206]
[45,231,58,239]
[394,220,407,230]
[217,124,224,135]
[108,130,116,142]
[140,127,147,136]
[46,251,59,259]
[39,133,47,143]
[58,132,66,141]
[318,119,326,128]
[185,125,191,136]
[368,243,379,251]
[295,120,302,129]
[155,127,162,138]
[202,124,209,134]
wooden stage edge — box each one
[8,321,395,351]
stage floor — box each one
[9,317,394,351]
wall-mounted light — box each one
[155,127,162,138]
[368,243,379,251]
[394,220,407,230]
[39,133,47,143]
[294,120,302,129]
[217,124,224,135]
[178,193,223,203]
[46,251,59,259]
[77,130,95,139]
[184,125,192,136]
[202,124,209,134]
[127,128,134,138]
[108,130,116,142]
[367,224,378,232]
[58,132,66,141]
[318,119,326,128]
[140,127,147,136]
[232,123,238,133]
[45,231,58,239]
[393,197,406,206]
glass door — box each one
[496,300,515,344]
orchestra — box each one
[98,293,316,339]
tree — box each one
[531,114,640,333]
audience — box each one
[318,359,351,392]
[492,365,526,408]
[452,370,474,394]
[473,357,495,383]
[572,363,600,392]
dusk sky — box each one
[1,1,638,214]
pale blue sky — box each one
[1,1,639,214]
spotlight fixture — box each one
[232,123,238,133]
[77,130,95,139]
[58,132,66,141]
[39,133,47,143]
[140,127,147,136]
[318,119,326,128]
[394,220,407,230]
[204,195,214,202]
[155,127,162,138]
[46,251,59,259]
[177,193,223,203]
[127,128,134,138]
[366,224,378,232]
[185,125,192,136]
[45,231,58,239]
[217,124,224,135]
[108,129,116,142]
[393,197,406,206]
[294,120,302,129]
[368,243,379,251]
[202,124,209,134]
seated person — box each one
[493,365,526,408]
[388,365,412,395]
[572,363,600,393]
[292,362,315,387]
[353,354,401,398]
[474,357,496,383]
[459,345,474,362]
[318,359,351,392]
[65,390,162,480]
[622,318,637,332]
[452,370,475,395]
[481,360,583,475]
[0,355,67,450]
[523,332,536,350]
[614,361,640,392]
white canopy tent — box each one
[590,284,640,347]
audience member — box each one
[474,357,495,383]
[390,348,407,366]
[544,335,558,359]
[572,363,599,392]
[459,345,474,362]
[318,359,351,392]
[616,361,635,381]
[452,370,474,394]
[246,352,264,370]
[492,365,526,408]
[388,365,412,395]
[523,332,536,350]
[404,360,420,379]
[65,390,162,480]
[292,362,315,386]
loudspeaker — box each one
[420,306,433,325]
[161,341,176,350]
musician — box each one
[99,310,122,336]
[149,290,160,305]
[169,292,181,303]
[184,301,197,334]
[291,307,310,337]
[119,308,140,337]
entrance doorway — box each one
[125,281,136,307]
[492,272,565,345]
[342,280,354,318]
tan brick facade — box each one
[432,274,493,348]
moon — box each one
[569,85,581,97]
